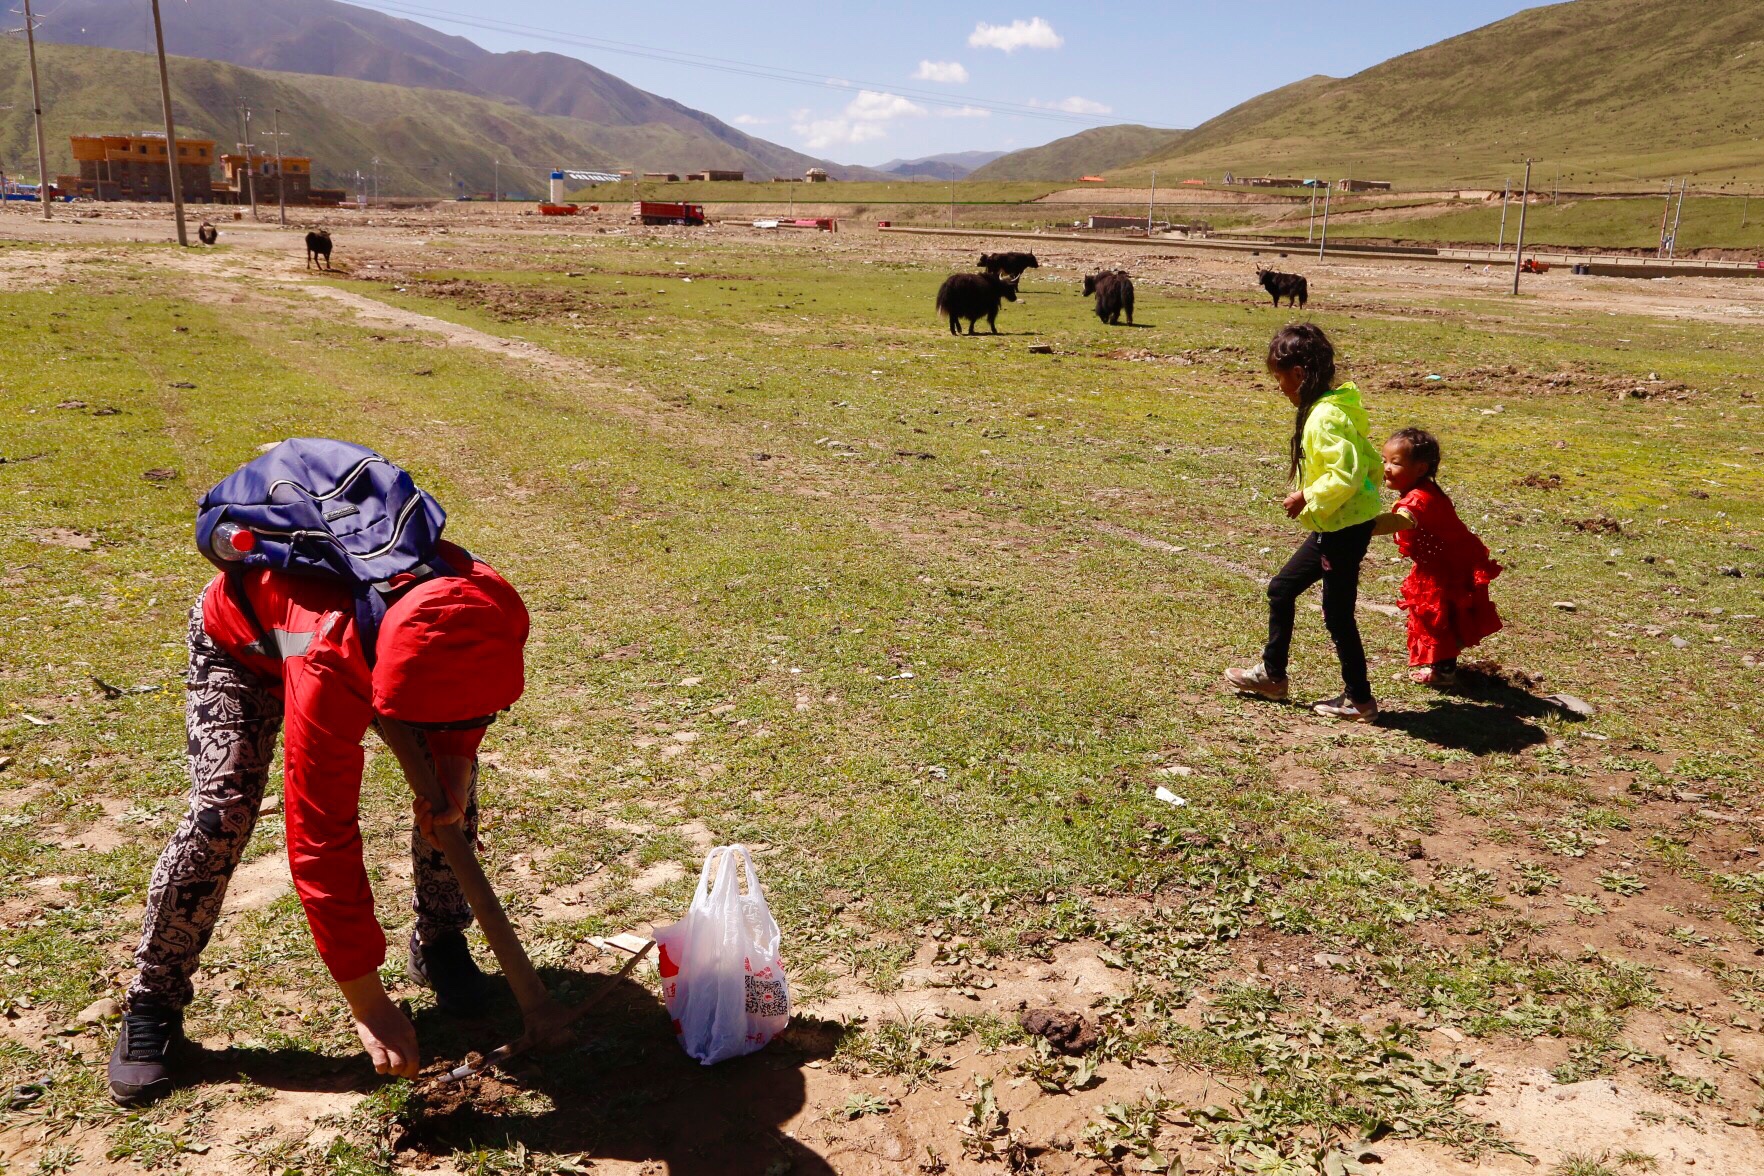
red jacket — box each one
[200,542,521,983]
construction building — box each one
[61,133,217,203]
[58,134,343,205]
[217,151,347,206]
[685,169,744,182]
[1337,178,1393,192]
[804,167,829,182]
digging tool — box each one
[376,718,576,1052]
[435,938,654,1085]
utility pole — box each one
[371,156,380,201]
[1497,178,1511,250]
[149,0,187,245]
[1146,170,1156,236]
[20,0,51,220]
[1667,178,1687,259]
[268,109,286,225]
[1317,179,1332,261]
[1511,159,1534,296]
[948,182,954,228]
[1657,181,1674,257]
[494,157,500,207]
[1307,182,1318,243]
[236,99,257,220]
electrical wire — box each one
[347,0,1165,129]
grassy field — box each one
[1288,195,1764,253]
[1,228,1762,1174]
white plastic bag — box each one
[653,844,789,1064]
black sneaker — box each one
[108,1003,184,1107]
[408,929,494,1016]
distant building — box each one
[1337,178,1392,192]
[643,172,680,182]
[686,169,745,182]
[219,151,315,206]
[60,134,340,205]
[804,167,829,182]
[61,133,216,203]
[1239,176,1306,188]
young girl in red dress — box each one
[1376,427,1502,686]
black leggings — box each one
[1261,521,1375,703]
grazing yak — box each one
[1082,270,1135,325]
[196,222,218,246]
[305,229,334,271]
[936,272,1017,335]
[978,251,1038,281]
[1256,266,1308,308]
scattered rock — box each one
[1568,516,1623,536]
[54,400,87,410]
[1019,1007,1098,1055]
[141,468,178,482]
[1026,343,1054,354]
[260,793,281,816]
[76,997,119,1024]
[1541,693,1596,719]
[1718,566,1743,578]
[1400,838,1425,860]
[1553,601,1578,612]
[1670,636,1690,649]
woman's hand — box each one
[411,753,473,852]
[1283,489,1307,519]
[339,973,420,1078]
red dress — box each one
[1394,482,1502,666]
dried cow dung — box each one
[1018,1007,1098,1055]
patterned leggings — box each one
[128,602,478,1011]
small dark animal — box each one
[978,251,1039,281]
[936,272,1017,335]
[196,222,218,246]
[305,229,333,271]
[1256,266,1307,308]
[1082,270,1134,325]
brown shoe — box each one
[1224,662,1289,701]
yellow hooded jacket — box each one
[1295,382,1382,532]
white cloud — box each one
[793,90,929,148]
[793,117,888,149]
[968,17,1062,53]
[1030,95,1112,115]
[846,90,927,121]
[938,105,991,119]
[732,114,769,126]
[913,59,969,84]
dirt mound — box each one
[1018,1008,1098,1055]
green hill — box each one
[969,125,1188,182]
[1121,0,1764,189]
[0,40,832,197]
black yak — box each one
[1082,270,1134,325]
[305,229,333,271]
[1256,266,1307,308]
[196,222,218,246]
[936,272,1017,335]
[978,251,1038,281]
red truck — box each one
[631,200,705,226]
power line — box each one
[349,0,1159,129]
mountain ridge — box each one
[23,0,883,182]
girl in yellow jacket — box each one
[1226,324,1384,720]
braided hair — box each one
[1268,323,1338,478]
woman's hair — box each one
[1267,323,1337,477]
[1388,426,1441,482]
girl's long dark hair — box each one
[1267,323,1337,478]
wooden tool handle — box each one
[376,719,556,1024]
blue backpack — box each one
[195,438,451,663]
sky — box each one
[350,1,1554,166]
